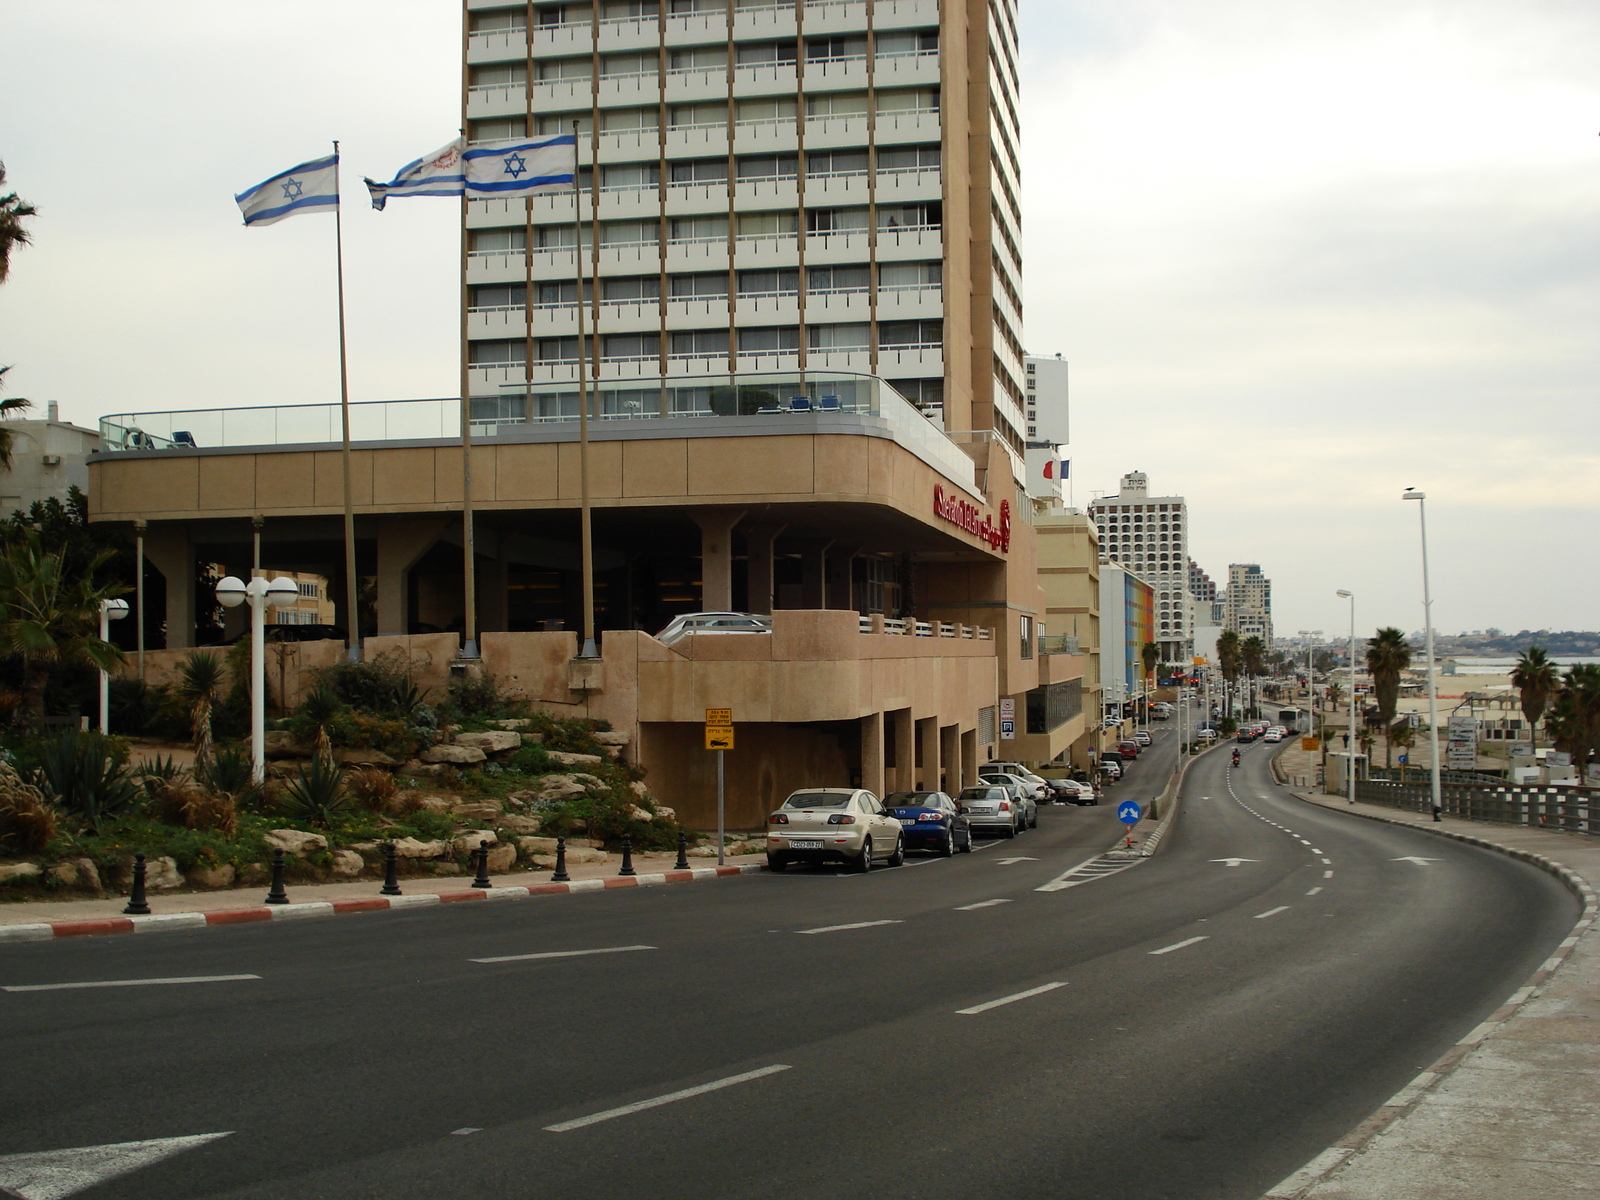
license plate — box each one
[789,840,823,849]
[899,819,917,826]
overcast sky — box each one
[2,1,1595,640]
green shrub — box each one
[34,729,141,836]
[279,755,351,828]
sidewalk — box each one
[0,850,769,944]
[1263,786,1600,1199]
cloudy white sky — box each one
[1,1,1595,639]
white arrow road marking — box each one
[1210,858,1259,867]
[1150,936,1208,955]
[1392,857,1442,865]
[955,899,1014,910]
[956,981,1068,1014]
[994,857,1040,865]
[795,920,902,935]
[544,1065,791,1132]
[0,1133,232,1200]
[471,945,655,964]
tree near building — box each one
[1512,646,1559,753]
[1217,630,1241,718]
[1365,627,1412,768]
[0,162,35,283]
[1241,635,1266,719]
[1550,664,1600,782]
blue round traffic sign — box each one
[1117,801,1142,825]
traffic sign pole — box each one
[716,748,725,866]
[706,708,733,865]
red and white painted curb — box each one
[0,865,765,946]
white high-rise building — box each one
[1088,470,1192,664]
[1024,354,1068,444]
[463,0,1027,455]
[1224,563,1274,646]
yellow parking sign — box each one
[705,708,732,725]
[705,725,735,751]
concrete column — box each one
[892,708,915,792]
[940,724,961,795]
[692,509,745,613]
[825,546,856,611]
[860,710,884,798]
[743,524,785,616]
[799,540,833,608]
[142,526,193,649]
[375,517,448,636]
[961,729,979,787]
[916,716,940,791]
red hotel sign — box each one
[933,486,1010,553]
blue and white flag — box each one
[235,154,339,227]
[364,138,465,211]
[464,133,578,196]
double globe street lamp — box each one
[216,575,301,784]
[97,597,130,734]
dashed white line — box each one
[472,945,656,964]
[1324,870,1334,879]
[955,899,1014,910]
[795,920,903,935]
[1150,936,1208,955]
[1255,906,1290,919]
[1,974,261,993]
[956,981,1068,1014]
[1320,858,1331,864]
[544,1065,792,1132]
[1306,887,1323,896]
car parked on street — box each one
[1098,760,1122,783]
[955,783,1027,837]
[978,763,1052,802]
[1134,730,1152,746]
[766,788,904,872]
[884,791,972,855]
[1053,778,1099,805]
[1117,739,1141,758]
[1195,727,1218,743]
[977,773,1039,828]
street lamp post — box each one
[1336,590,1356,805]
[216,574,300,784]
[98,598,130,734]
[1405,489,1443,822]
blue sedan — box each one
[884,791,974,856]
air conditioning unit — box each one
[40,455,62,466]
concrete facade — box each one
[1088,471,1191,665]
[0,405,100,514]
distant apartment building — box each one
[1088,471,1190,665]
[1097,561,1154,710]
[1224,562,1273,645]
[1026,505,1101,769]
[0,403,101,515]
[1023,354,1067,444]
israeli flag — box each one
[364,137,466,211]
[235,154,339,227]
[464,133,578,196]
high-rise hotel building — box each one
[462,0,1027,451]
[1088,471,1192,665]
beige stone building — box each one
[1020,506,1101,772]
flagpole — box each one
[573,121,596,659]
[333,141,361,662]
[458,2,479,659]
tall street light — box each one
[1405,488,1443,822]
[216,574,300,783]
[98,598,130,734]
[1336,590,1356,805]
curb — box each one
[1260,793,1599,1199]
[0,865,766,948]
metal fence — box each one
[1357,779,1600,835]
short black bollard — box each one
[471,840,493,889]
[380,842,402,896]
[551,835,570,882]
[618,834,636,877]
[264,848,290,905]
[123,852,152,916]
[674,830,689,871]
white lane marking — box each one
[1,974,260,993]
[1150,936,1208,955]
[1324,870,1334,879]
[969,840,1005,853]
[0,1133,232,1198]
[1393,856,1441,865]
[995,857,1040,865]
[956,981,1069,1015]
[1210,858,1258,867]
[1311,849,1322,854]
[955,899,1014,910]
[1255,906,1290,919]
[1306,887,1323,896]
[450,1128,481,1136]
[545,1065,792,1132]
[1320,858,1331,864]
[471,945,656,964]
[795,920,903,935]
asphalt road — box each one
[0,723,1577,1200]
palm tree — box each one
[1241,635,1266,719]
[177,652,227,775]
[1366,627,1412,768]
[1559,665,1600,785]
[0,376,32,471]
[1512,646,1559,754]
[1389,720,1416,781]
[1217,631,1241,720]
[1141,641,1159,716]
[0,531,125,727]
[0,163,36,284]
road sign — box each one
[705,708,732,725]
[1300,736,1318,751]
[705,726,734,751]
[1117,801,1142,825]
[999,697,1015,718]
[1000,719,1016,740]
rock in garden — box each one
[565,847,609,865]
[264,730,311,759]
[592,731,630,747]
[451,801,502,820]
[391,837,447,859]
[0,862,41,885]
[418,795,454,813]
[489,718,533,730]
[453,730,521,753]
[534,774,589,802]
[627,804,654,823]
[188,863,236,889]
[497,813,542,834]
[688,846,717,858]
[239,862,269,886]
[403,760,444,777]
[432,862,463,875]
[628,780,650,798]
[420,744,487,765]
[518,836,559,855]
[484,844,516,873]
[335,747,399,767]
[145,856,184,891]
[546,750,603,767]
[453,831,499,855]
[654,805,676,822]
[331,850,364,877]
[265,829,328,857]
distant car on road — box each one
[1263,729,1285,743]
[883,791,972,856]
[1053,779,1099,805]
[1195,728,1218,743]
[1098,759,1122,782]
[956,783,1026,837]
[1134,730,1152,746]
[978,763,1052,802]
[1236,729,1257,743]
[1117,740,1141,758]
[978,774,1039,828]
[766,788,904,872]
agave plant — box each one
[280,753,350,828]
[35,729,141,836]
